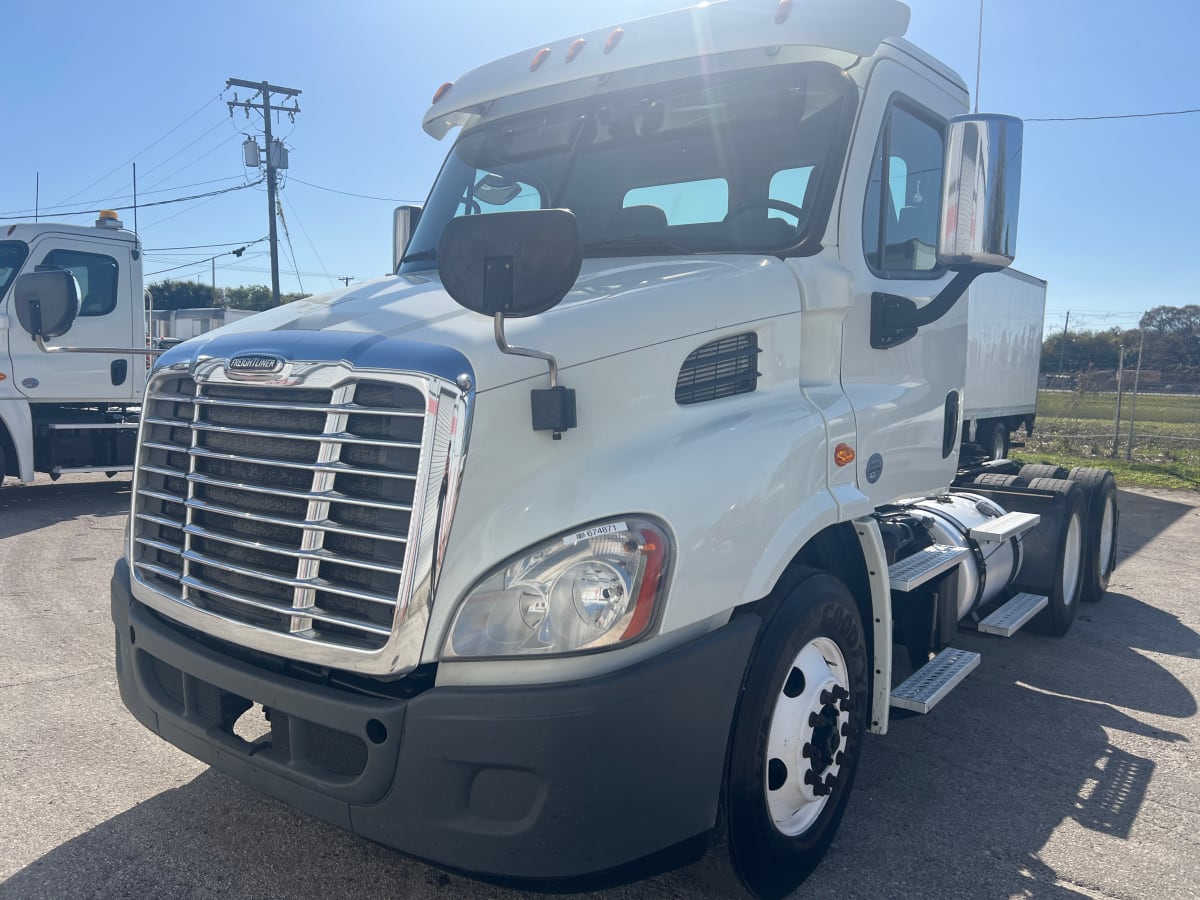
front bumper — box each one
[112,559,759,880]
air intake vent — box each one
[675,333,761,405]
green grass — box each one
[1018,389,1200,490]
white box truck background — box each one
[9,2,1120,898]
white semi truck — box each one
[0,213,149,484]
[13,2,1122,896]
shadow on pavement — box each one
[0,477,131,540]
[1113,487,1197,563]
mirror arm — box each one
[493,312,559,386]
[34,335,167,356]
[870,268,984,350]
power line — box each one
[282,192,337,289]
[144,237,266,251]
[52,94,222,207]
[0,178,264,221]
[0,176,249,218]
[1026,107,1200,123]
[287,176,418,204]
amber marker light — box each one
[566,37,587,62]
[530,47,551,71]
[431,82,453,105]
[834,443,856,467]
[604,27,624,54]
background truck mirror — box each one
[437,209,582,318]
[13,269,81,339]
[937,114,1023,271]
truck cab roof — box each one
[423,0,912,139]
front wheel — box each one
[701,569,868,899]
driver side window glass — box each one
[863,101,945,275]
[41,249,119,316]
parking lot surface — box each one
[1,477,1197,899]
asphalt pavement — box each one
[1,475,1197,899]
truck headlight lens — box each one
[444,518,670,659]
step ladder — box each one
[976,592,1049,637]
[890,647,980,714]
[888,544,969,592]
[968,510,1040,545]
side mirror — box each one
[14,268,81,339]
[437,209,582,317]
[938,114,1023,270]
[393,204,422,273]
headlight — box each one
[443,518,671,659]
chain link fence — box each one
[1029,371,1200,465]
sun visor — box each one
[423,0,910,139]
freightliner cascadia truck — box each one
[11,1,1120,896]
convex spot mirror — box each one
[438,209,582,317]
[14,268,81,339]
[938,113,1023,271]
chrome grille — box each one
[132,366,458,658]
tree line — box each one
[147,279,311,312]
[1041,304,1200,375]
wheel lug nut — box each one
[801,742,812,759]
[835,752,846,766]
[809,712,821,727]
[820,689,836,705]
[804,770,821,786]
[841,722,852,737]
[832,686,849,701]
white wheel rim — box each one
[992,429,1006,459]
[763,636,850,837]
[1098,495,1116,577]
[1061,511,1083,606]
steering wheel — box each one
[724,199,806,222]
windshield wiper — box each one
[399,248,437,264]
[582,236,689,257]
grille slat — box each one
[181,549,400,609]
[184,496,408,544]
[154,391,425,419]
[148,417,423,450]
[183,522,405,576]
[185,470,414,514]
[178,576,393,637]
[132,371,433,654]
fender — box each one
[0,398,34,483]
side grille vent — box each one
[675,333,761,405]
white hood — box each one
[177,254,802,390]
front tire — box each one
[703,569,868,899]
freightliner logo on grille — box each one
[227,353,285,375]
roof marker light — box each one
[604,28,624,54]
[775,0,794,24]
[566,37,588,63]
[530,47,551,72]
[432,82,453,105]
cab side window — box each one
[41,249,120,317]
[863,101,945,275]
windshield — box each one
[400,62,855,272]
[0,241,29,300]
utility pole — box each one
[227,78,301,307]
[337,276,355,287]
[1057,311,1070,378]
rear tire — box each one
[1068,467,1119,603]
[1018,463,1069,481]
[0,442,5,488]
[983,422,1010,460]
[1023,477,1087,636]
[699,569,868,899]
[969,473,1024,488]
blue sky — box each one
[4,1,1196,337]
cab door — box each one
[7,232,142,404]
[838,56,969,505]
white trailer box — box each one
[964,268,1047,457]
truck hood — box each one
[172,255,801,391]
